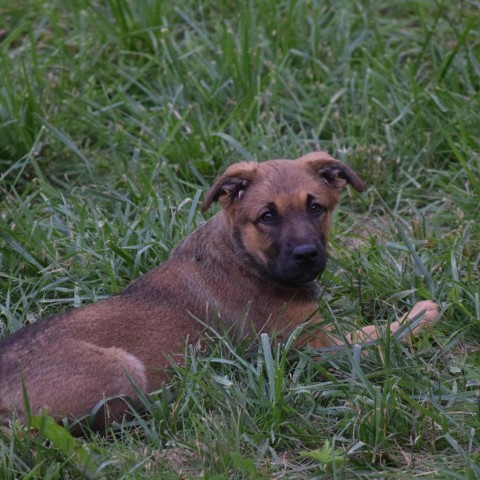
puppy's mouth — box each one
[270,265,325,285]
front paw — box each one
[408,300,441,327]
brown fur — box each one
[0,151,440,429]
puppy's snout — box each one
[292,244,318,265]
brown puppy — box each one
[0,152,440,428]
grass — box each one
[0,0,479,477]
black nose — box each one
[292,244,318,265]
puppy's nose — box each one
[292,245,318,265]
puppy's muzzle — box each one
[269,240,327,285]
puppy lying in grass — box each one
[0,151,440,429]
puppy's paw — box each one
[407,300,441,330]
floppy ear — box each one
[298,151,365,192]
[202,161,259,212]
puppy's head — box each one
[203,151,364,286]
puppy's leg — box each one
[351,300,441,343]
[2,339,147,429]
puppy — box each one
[0,151,440,428]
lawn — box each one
[0,0,479,478]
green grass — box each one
[1,0,479,477]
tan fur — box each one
[0,152,440,429]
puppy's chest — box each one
[203,280,318,336]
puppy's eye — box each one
[260,211,277,223]
[308,202,324,215]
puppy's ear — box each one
[202,162,258,212]
[298,151,365,192]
